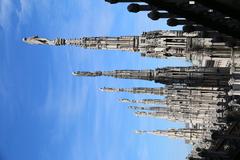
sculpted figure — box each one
[22,36,54,45]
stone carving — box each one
[23,36,55,45]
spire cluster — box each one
[23,16,240,160]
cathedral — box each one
[24,26,240,160]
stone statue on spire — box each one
[23,36,55,45]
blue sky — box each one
[0,0,192,160]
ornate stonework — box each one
[24,28,240,159]
[23,29,238,67]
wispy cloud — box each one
[138,144,150,160]
[56,0,115,36]
[0,0,14,30]
[27,2,117,159]
[16,0,52,33]
[16,0,31,27]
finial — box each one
[128,106,137,110]
[99,87,121,92]
[72,71,103,77]
[119,98,132,103]
[135,130,147,135]
[22,37,27,42]
[128,106,143,110]
[135,111,147,117]
[99,88,105,92]
[72,72,79,76]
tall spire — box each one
[135,111,215,124]
[129,106,168,111]
[103,84,227,100]
[73,67,230,87]
[136,128,206,144]
[100,87,167,95]
[23,36,139,52]
[73,70,154,81]
[119,98,167,105]
[23,30,224,59]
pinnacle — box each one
[128,106,138,110]
[135,130,146,135]
[99,87,120,92]
[99,88,105,92]
[119,98,130,103]
[72,71,79,76]
[71,71,103,77]
[135,111,146,117]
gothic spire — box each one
[119,98,167,105]
[72,70,154,81]
[128,106,168,111]
[23,35,139,52]
[73,67,230,87]
[23,30,221,59]
[135,128,205,144]
[135,110,214,124]
[100,87,167,95]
